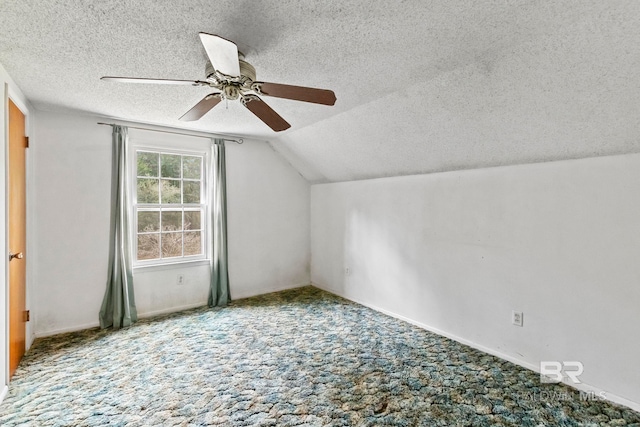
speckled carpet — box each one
[0,286,638,426]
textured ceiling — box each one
[1,1,640,182]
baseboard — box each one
[138,302,206,319]
[35,304,210,337]
[32,285,310,338]
[311,282,640,413]
[35,321,101,338]
[0,385,8,404]
[232,282,310,300]
[36,302,212,338]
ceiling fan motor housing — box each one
[239,59,256,82]
[205,59,256,84]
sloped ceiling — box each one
[1,1,639,182]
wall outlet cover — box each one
[512,311,524,327]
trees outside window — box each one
[134,150,207,264]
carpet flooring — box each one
[0,286,639,426]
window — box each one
[133,148,208,265]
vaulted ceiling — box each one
[2,1,639,182]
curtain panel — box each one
[208,139,230,307]
[99,125,138,329]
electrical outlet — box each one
[512,311,523,327]
[177,274,185,286]
[345,267,351,276]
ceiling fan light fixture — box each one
[223,85,240,101]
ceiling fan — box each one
[101,33,336,132]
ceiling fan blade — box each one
[101,76,205,86]
[179,93,222,121]
[242,94,291,132]
[199,33,240,77]
[254,82,336,106]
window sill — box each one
[133,259,210,273]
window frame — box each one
[128,138,211,269]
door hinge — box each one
[23,310,30,322]
[25,136,29,148]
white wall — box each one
[31,111,310,336]
[311,153,640,409]
[226,140,310,298]
[1,62,33,400]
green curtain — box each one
[99,125,138,329]
[208,139,230,307]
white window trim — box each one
[128,131,212,269]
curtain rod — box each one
[97,122,244,144]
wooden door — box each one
[8,99,27,379]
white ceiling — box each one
[1,1,640,182]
